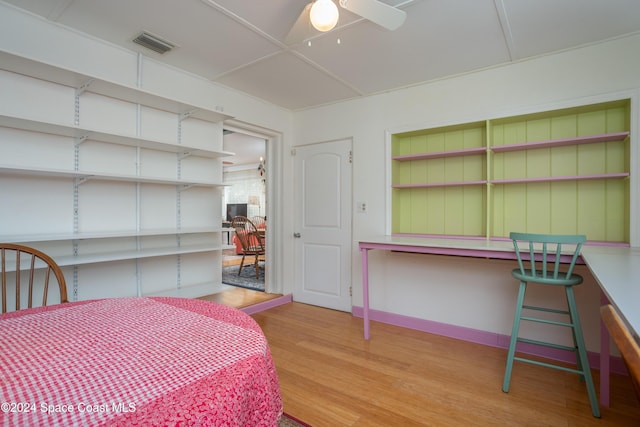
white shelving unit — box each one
[0,51,233,301]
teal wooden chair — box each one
[502,232,600,418]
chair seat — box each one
[511,268,584,286]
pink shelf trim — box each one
[390,235,630,247]
[491,173,628,184]
[392,146,486,161]
[392,180,487,188]
[392,233,487,240]
[491,131,629,153]
[240,294,292,315]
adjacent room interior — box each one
[221,130,268,292]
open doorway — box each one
[222,130,267,292]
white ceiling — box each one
[223,131,265,169]
[4,0,640,111]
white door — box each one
[293,139,352,312]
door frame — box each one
[223,120,283,294]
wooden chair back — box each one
[231,216,264,254]
[1,243,68,313]
[250,216,266,244]
[601,304,640,401]
[251,216,266,230]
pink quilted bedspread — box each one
[0,297,282,426]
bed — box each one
[0,297,282,426]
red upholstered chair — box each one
[251,216,266,245]
[232,234,244,255]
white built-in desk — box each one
[359,236,639,407]
[580,245,640,407]
[580,246,640,334]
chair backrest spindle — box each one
[510,232,586,284]
[0,244,68,313]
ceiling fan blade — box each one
[285,2,314,44]
[339,0,406,30]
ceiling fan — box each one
[285,0,407,44]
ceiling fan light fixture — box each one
[310,0,339,32]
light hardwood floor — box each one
[199,286,279,308]
[249,301,640,427]
[199,253,277,308]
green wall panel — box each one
[550,181,578,234]
[605,180,626,242]
[500,184,527,236]
[551,146,578,176]
[426,158,445,183]
[444,187,464,235]
[410,188,429,233]
[463,186,486,236]
[577,180,607,240]
[425,187,446,234]
[491,186,505,237]
[551,115,578,139]
[526,183,552,233]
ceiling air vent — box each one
[132,31,175,54]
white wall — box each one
[289,34,640,351]
[224,168,266,219]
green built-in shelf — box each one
[392,180,487,188]
[393,146,486,161]
[391,99,631,243]
[490,131,629,153]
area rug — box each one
[222,264,264,291]
[279,413,311,427]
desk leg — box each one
[361,247,370,340]
[600,291,610,407]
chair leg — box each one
[254,254,259,279]
[503,281,527,393]
[565,288,585,382]
[237,255,246,276]
[566,286,600,418]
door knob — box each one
[293,232,301,238]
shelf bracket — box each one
[72,265,79,302]
[75,175,93,186]
[178,151,192,160]
[178,184,194,192]
[74,135,89,146]
[75,79,94,97]
[179,110,198,122]
[74,79,94,126]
